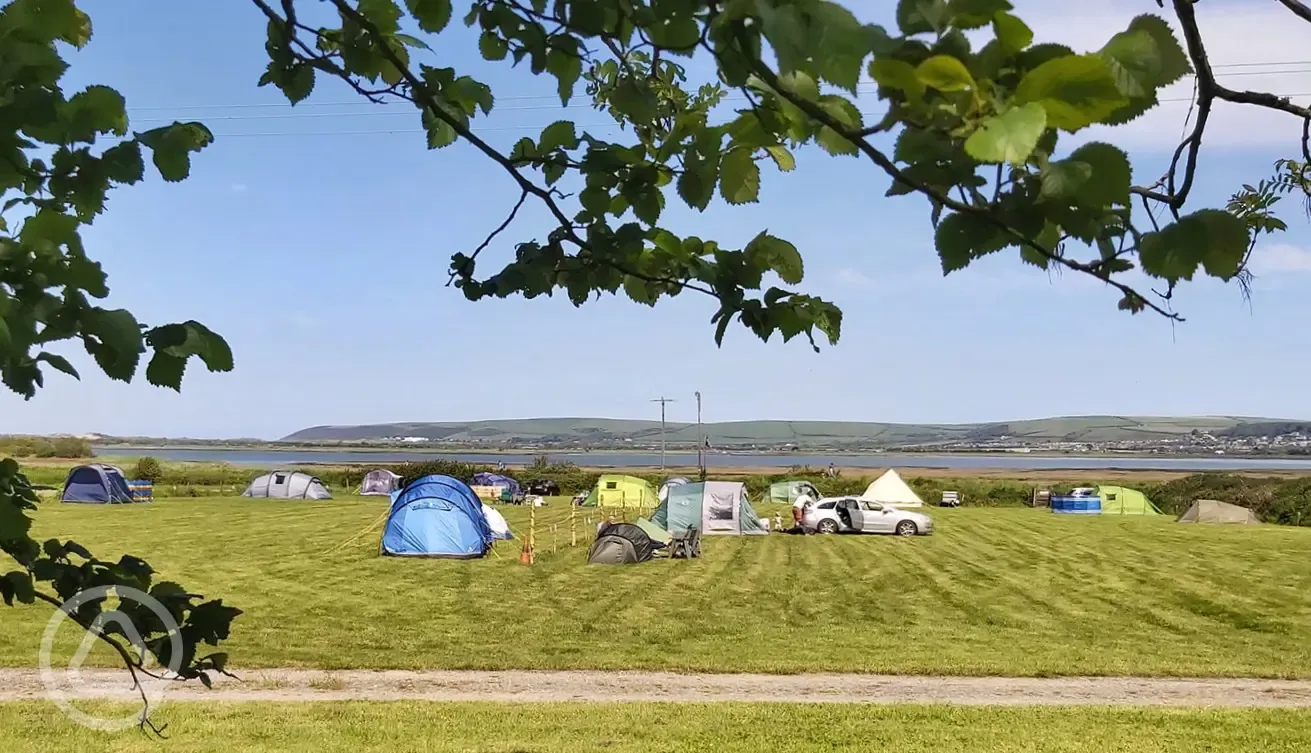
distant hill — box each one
[280,415,1294,448]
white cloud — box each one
[1249,243,1311,274]
[837,267,874,287]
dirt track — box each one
[4,669,1311,707]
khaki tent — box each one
[860,470,924,508]
[1095,485,1160,516]
[1177,499,1261,524]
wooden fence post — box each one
[571,503,577,547]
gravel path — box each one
[3,669,1311,707]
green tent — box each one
[764,480,821,505]
[584,474,659,511]
[1096,485,1161,516]
[652,481,768,536]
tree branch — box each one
[1276,0,1311,24]
[451,189,529,285]
[32,590,169,736]
[731,33,1181,320]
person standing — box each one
[792,489,814,532]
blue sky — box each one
[4,0,1311,439]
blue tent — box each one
[381,475,495,559]
[62,464,136,504]
[471,472,522,498]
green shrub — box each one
[132,457,164,484]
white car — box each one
[803,497,934,536]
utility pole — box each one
[695,391,704,479]
[651,397,676,471]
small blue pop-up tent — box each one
[62,464,136,504]
[381,475,494,559]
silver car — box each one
[803,497,934,536]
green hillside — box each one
[280,415,1291,447]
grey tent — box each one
[243,470,332,500]
[1177,499,1261,524]
[652,481,768,536]
[587,522,656,565]
[360,469,402,495]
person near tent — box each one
[826,462,837,478]
[496,461,506,472]
[792,488,814,532]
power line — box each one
[123,59,1311,115]
[202,89,1311,138]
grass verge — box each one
[2,702,1309,752]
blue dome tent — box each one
[62,464,136,504]
[381,475,495,559]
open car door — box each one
[838,499,864,532]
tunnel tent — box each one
[61,464,136,504]
[652,481,768,536]
[242,470,332,500]
[381,475,495,558]
[359,469,402,495]
[658,476,690,502]
[588,522,656,564]
[471,472,523,500]
[859,470,925,508]
[584,474,660,510]
[1095,485,1161,516]
[1177,499,1261,524]
[764,480,821,505]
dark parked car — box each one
[527,479,561,496]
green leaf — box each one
[546,49,583,105]
[136,123,214,182]
[992,12,1032,53]
[404,0,452,32]
[947,0,1013,29]
[868,58,925,101]
[1066,142,1132,206]
[579,186,611,215]
[82,308,143,382]
[677,158,717,211]
[1139,209,1251,282]
[478,32,508,61]
[1014,54,1127,131]
[0,315,9,352]
[282,64,316,104]
[935,212,1009,273]
[964,102,1046,164]
[1,572,34,605]
[538,120,578,152]
[646,16,700,50]
[1039,159,1092,201]
[765,145,795,172]
[65,85,128,139]
[36,352,79,380]
[744,232,804,284]
[896,0,948,35]
[422,109,456,149]
[1099,29,1162,99]
[815,98,862,156]
[719,149,760,205]
[101,141,144,184]
[1128,14,1190,86]
[145,352,186,391]
[916,55,976,92]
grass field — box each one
[3,702,1310,752]
[6,497,1311,677]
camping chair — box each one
[668,526,701,559]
